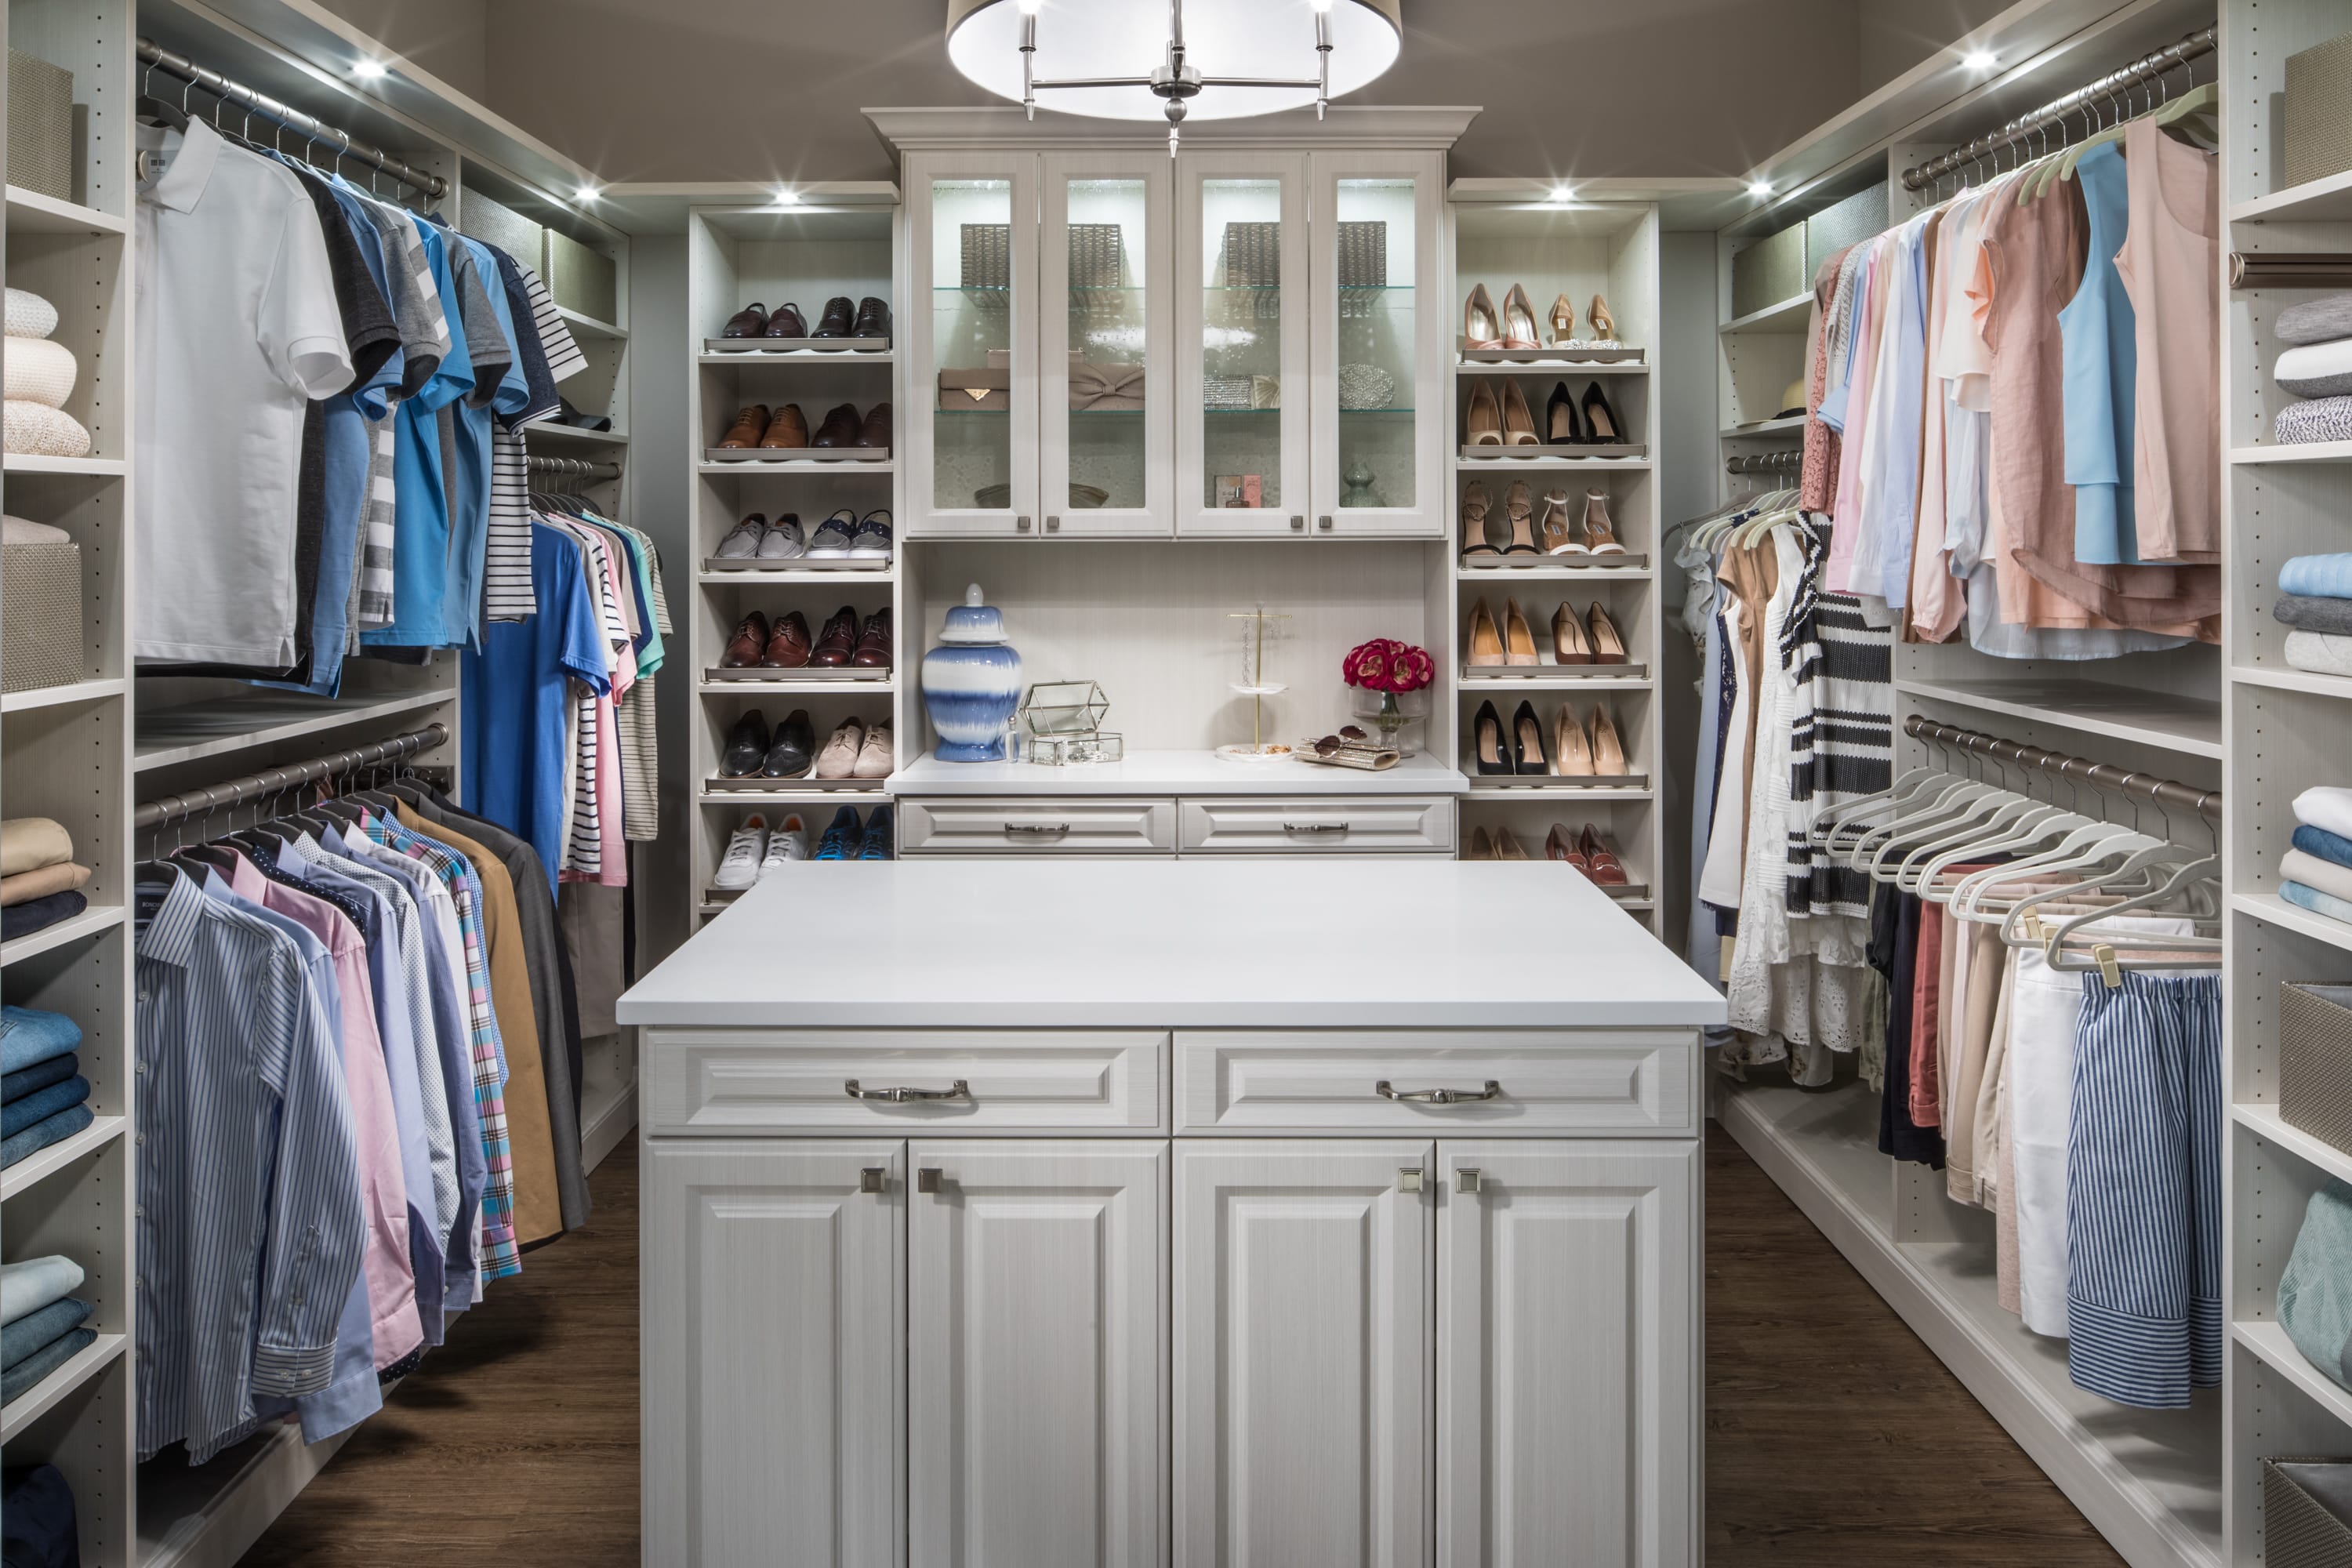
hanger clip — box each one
[2093,942,2122,989]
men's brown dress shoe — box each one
[852,296,891,338]
[720,610,769,669]
[808,605,859,667]
[718,405,771,448]
[855,402,892,450]
[759,609,812,668]
[850,608,891,668]
[810,296,855,338]
[810,403,862,448]
[722,303,768,338]
[764,302,807,338]
[759,403,810,448]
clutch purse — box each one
[1069,361,1145,411]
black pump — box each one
[1545,380,1582,445]
[1578,379,1624,445]
[1473,701,1510,776]
[1512,700,1551,775]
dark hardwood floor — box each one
[242,1125,2123,1566]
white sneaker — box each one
[713,814,769,888]
[759,813,811,876]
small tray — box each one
[1294,739,1401,771]
[704,774,884,793]
[704,337,892,355]
[1467,773,1650,791]
[1460,553,1651,572]
[701,556,892,575]
[705,446,891,464]
[702,665,891,684]
[1458,443,1648,461]
[1461,662,1650,682]
[1458,345,1645,365]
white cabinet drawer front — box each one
[1178,796,1455,854]
[1175,1029,1697,1135]
[900,797,1178,854]
[645,1029,1168,1134]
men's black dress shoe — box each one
[720,708,768,777]
[852,296,891,338]
[810,296,856,338]
[763,708,817,779]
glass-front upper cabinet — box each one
[1175,154,1311,538]
[906,153,1039,536]
[1308,151,1444,535]
[1041,154,1172,537]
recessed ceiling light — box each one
[1962,49,1996,71]
[574,185,601,202]
[351,59,387,81]
[1746,179,1773,198]
[1551,183,1575,202]
[775,187,800,206]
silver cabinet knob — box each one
[860,1167,887,1194]
[917,1167,944,1194]
[1015,514,1033,532]
[1317,515,1334,530]
[1290,515,1306,531]
[1045,515,1061,532]
[1398,1167,1425,1193]
[1457,1167,1483,1194]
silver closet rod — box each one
[1899,26,2217,191]
[135,37,449,199]
[527,455,622,481]
[1903,717,2220,822]
[1728,451,1801,474]
[135,724,447,831]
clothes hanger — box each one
[1994,786,2216,942]
[2041,852,2222,982]
[1872,774,2041,884]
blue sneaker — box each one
[814,805,862,860]
[858,804,894,859]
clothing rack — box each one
[1903,716,2220,823]
[1727,450,1801,474]
[133,724,447,831]
[2229,251,2352,289]
[1898,27,2216,191]
[135,37,450,198]
[528,455,622,481]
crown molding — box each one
[865,104,1479,155]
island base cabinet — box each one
[908,1141,1169,1568]
[643,1140,906,1568]
[1174,1140,1436,1568]
[1437,1141,1699,1568]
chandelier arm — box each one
[1027,74,1163,89]
[1192,76,1327,89]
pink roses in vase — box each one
[1342,638,1433,756]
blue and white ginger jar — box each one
[921,583,1023,762]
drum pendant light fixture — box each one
[946,0,1403,152]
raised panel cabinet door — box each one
[644,1140,905,1568]
[1436,1140,1699,1568]
[1174,1139,1434,1568]
[909,1140,1169,1568]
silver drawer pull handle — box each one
[1283,822,1349,835]
[844,1078,972,1103]
[1004,822,1072,837]
[1375,1079,1502,1105]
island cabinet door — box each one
[644,1140,905,1568]
[1174,1139,1435,1568]
[908,1140,1169,1568]
[1436,1141,1699,1568]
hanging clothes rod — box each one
[1899,27,2217,191]
[1728,450,1801,474]
[135,37,449,199]
[2230,252,2352,289]
[134,724,447,831]
[527,455,622,481]
[1903,717,2220,823]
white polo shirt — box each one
[134,119,354,665]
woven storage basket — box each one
[1732,223,1806,319]
[2265,1459,2352,1568]
[460,190,546,274]
[2283,983,2352,1156]
[1807,184,1887,278]
[1337,220,1387,289]
[2286,31,2352,191]
[960,223,1011,290]
[7,51,74,205]
[2,539,83,694]
[544,229,618,325]
[1222,221,1281,288]
[1068,223,1124,289]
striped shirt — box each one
[520,265,589,383]
[487,423,536,622]
[344,195,445,626]
[135,872,364,1464]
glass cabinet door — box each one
[1309,152,1444,535]
[906,154,1038,536]
[1040,154,1171,537]
[1176,154,1310,537]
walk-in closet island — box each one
[619,858,1722,1565]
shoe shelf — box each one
[697,564,894,582]
[695,676,895,695]
[1453,360,1649,376]
[1458,556,1652,576]
[522,421,630,447]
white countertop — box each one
[619,860,1724,1029]
[889,749,1469,797]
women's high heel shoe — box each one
[1585,600,1629,663]
[1545,380,1583,445]
[1501,379,1541,446]
[1512,699,1550,775]
[1552,601,1594,663]
[1588,294,1617,342]
[1581,488,1627,554]
[1538,488,1584,557]
[1466,826,1497,860]
[1466,599,1505,666]
[1473,701,1509,775]
[1494,827,1531,860]
[1501,284,1542,350]
[1466,378,1503,445]
[1503,481,1540,556]
[1588,702,1628,775]
[1465,284,1503,350]
[1503,598,1540,666]
[1461,481,1499,558]
[1548,292,1576,347]
[1552,702,1596,777]
[1579,380,1625,446]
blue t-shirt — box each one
[364,216,474,648]
[460,523,609,893]
[445,235,532,650]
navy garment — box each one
[0,1052,78,1104]
[1874,886,1945,1168]
[0,1076,87,1139]
[1,1329,94,1404]
[2,1463,82,1568]
[0,1298,91,1371]
[1,893,85,942]
[0,1105,92,1169]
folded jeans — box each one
[0,1007,81,1076]
[0,1104,91,1171]
[0,1051,75,1104]
[0,1076,87,1140]
[0,1255,83,1327]
[0,1297,89,1371]
[0,1327,94,1404]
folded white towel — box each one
[2296,786,2352,841]
[2278,338,2352,399]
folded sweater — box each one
[2278,594,2352,637]
[0,862,88,909]
[2298,787,2352,843]
[0,819,69,878]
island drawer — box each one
[644,1029,1169,1134]
[1178,796,1455,855]
[898,797,1178,855]
[1173,1029,1699,1135]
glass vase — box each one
[1350,687,1427,758]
